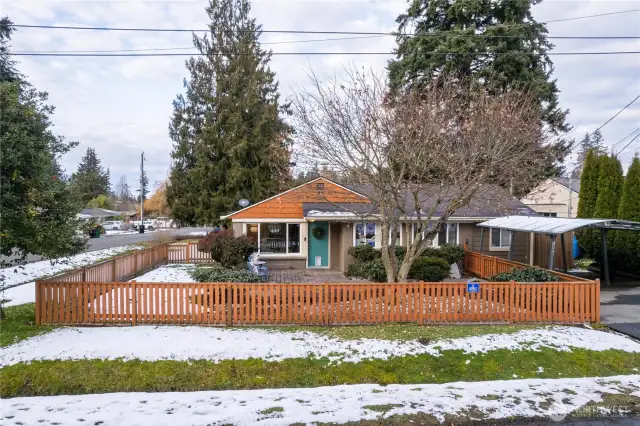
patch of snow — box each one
[186,231,208,236]
[133,265,195,283]
[2,326,640,368]
[2,375,638,425]
[306,210,359,217]
[537,366,545,373]
[449,263,461,279]
[1,245,144,307]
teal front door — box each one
[308,221,329,267]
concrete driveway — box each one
[600,284,640,339]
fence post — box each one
[226,283,233,326]
[165,243,169,265]
[509,280,515,323]
[131,281,137,325]
[324,282,329,325]
[112,259,117,282]
[82,267,87,282]
[419,281,424,325]
[35,280,41,325]
[186,243,191,264]
[493,256,498,277]
[134,253,139,277]
[594,279,600,323]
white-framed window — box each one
[246,223,301,255]
[388,224,403,246]
[412,222,458,246]
[354,222,376,247]
[490,228,511,251]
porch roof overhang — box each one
[478,215,640,235]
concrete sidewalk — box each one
[600,286,640,339]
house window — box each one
[388,224,402,246]
[541,212,558,217]
[412,223,458,246]
[316,183,325,190]
[491,228,511,250]
[247,222,302,255]
[288,223,300,254]
[355,223,376,247]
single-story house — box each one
[221,178,540,272]
[521,177,580,218]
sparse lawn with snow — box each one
[0,304,57,348]
[3,375,639,425]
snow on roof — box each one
[478,216,640,235]
[306,210,359,217]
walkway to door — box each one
[267,269,368,284]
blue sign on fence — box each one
[467,281,480,293]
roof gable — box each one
[223,178,370,219]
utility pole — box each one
[568,174,573,218]
[140,152,145,226]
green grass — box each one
[2,348,639,398]
[0,303,57,347]
[263,323,542,341]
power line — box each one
[545,8,640,23]
[612,128,640,149]
[571,94,640,153]
[616,133,640,157]
[10,51,640,57]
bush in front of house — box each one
[490,267,559,282]
[348,244,378,262]
[408,257,451,282]
[421,244,465,265]
[364,259,388,282]
[190,265,261,283]
[197,229,256,268]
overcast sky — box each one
[3,0,640,194]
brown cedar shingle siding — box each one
[230,179,369,219]
[471,226,530,264]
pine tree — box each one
[576,149,601,257]
[167,0,292,225]
[592,154,624,257]
[1,18,85,271]
[138,153,149,202]
[70,147,111,204]
[572,130,607,178]
[615,155,640,272]
[388,0,571,183]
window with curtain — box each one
[259,223,286,253]
[413,222,457,246]
[355,223,376,246]
[491,228,511,248]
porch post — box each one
[601,228,610,286]
[548,234,556,270]
[507,230,515,260]
[479,227,485,253]
[560,233,568,273]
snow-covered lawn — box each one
[3,375,638,425]
[132,264,195,282]
[1,245,144,307]
[2,325,639,367]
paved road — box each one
[1,227,213,265]
[600,283,640,340]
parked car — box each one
[155,217,176,228]
[102,220,123,231]
[133,219,157,231]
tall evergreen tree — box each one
[70,147,111,204]
[388,0,571,183]
[138,153,149,202]
[1,17,85,271]
[615,155,640,272]
[572,130,606,178]
[592,154,624,256]
[576,149,601,257]
[167,0,292,225]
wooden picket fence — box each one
[464,250,590,282]
[35,280,600,325]
[43,242,210,284]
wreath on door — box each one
[312,226,325,239]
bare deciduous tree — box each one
[292,67,559,282]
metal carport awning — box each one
[477,216,640,285]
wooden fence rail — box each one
[463,249,590,282]
[35,280,600,326]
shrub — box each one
[420,244,464,265]
[490,267,559,282]
[197,229,256,268]
[346,263,367,278]
[408,257,450,282]
[392,246,406,263]
[348,244,378,262]
[364,259,387,282]
[190,265,261,283]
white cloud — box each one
[3,0,640,192]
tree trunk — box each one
[379,221,398,282]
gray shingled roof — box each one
[552,177,580,193]
[303,184,535,218]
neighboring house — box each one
[520,177,580,218]
[222,178,541,272]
